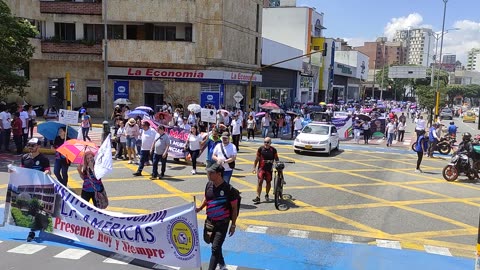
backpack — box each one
[228,184,241,219]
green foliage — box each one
[374,66,412,100]
[11,207,33,228]
[0,0,38,98]
[15,198,29,208]
[445,84,480,104]
[28,198,43,216]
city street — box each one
[0,117,478,269]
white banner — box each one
[3,167,201,268]
[94,134,113,179]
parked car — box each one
[293,122,340,156]
[440,108,453,120]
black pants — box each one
[189,149,200,170]
[3,128,11,151]
[81,188,103,208]
[232,134,240,151]
[208,220,229,270]
[428,140,437,157]
[247,128,254,140]
[152,153,168,177]
[397,130,405,142]
[116,142,126,159]
[363,130,370,143]
[22,132,28,149]
[13,135,22,154]
[416,151,423,170]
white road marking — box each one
[376,239,402,249]
[103,254,134,264]
[153,265,181,270]
[8,244,46,254]
[332,234,353,244]
[424,245,452,256]
[288,229,309,238]
[245,225,268,234]
[223,266,238,270]
[54,248,90,259]
[0,204,5,208]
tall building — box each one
[6,0,263,116]
[393,28,434,67]
[262,5,325,102]
[354,38,406,69]
[442,54,456,64]
[466,48,480,71]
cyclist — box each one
[252,137,279,204]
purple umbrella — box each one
[391,108,402,113]
[255,112,266,117]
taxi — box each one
[293,122,339,156]
[463,110,476,123]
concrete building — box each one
[6,0,263,117]
[452,70,480,85]
[262,4,325,102]
[466,48,480,72]
[332,50,369,102]
[354,38,406,69]
[393,28,434,67]
[443,54,456,64]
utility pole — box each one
[434,0,448,122]
[103,0,109,121]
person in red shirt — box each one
[11,112,23,154]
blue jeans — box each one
[262,126,269,138]
[152,153,167,177]
[136,150,150,173]
[82,127,91,141]
[223,170,233,184]
[387,133,395,145]
[54,158,69,186]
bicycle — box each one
[272,161,295,210]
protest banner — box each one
[2,167,201,268]
[164,126,208,162]
[94,134,113,179]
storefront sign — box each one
[113,80,129,100]
[200,92,220,109]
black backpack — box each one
[228,184,241,219]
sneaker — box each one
[149,175,157,180]
[159,173,164,179]
[265,194,269,201]
[128,160,133,164]
[191,169,196,175]
[133,172,142,176]
[415,169,423,173]
[252,197,260,204]
[27,231,35,242]
[218,264,228,270]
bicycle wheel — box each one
[274,173,283,210]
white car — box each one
[293,122,340,155]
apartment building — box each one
[7,0,263,116]
[393,28,434,67]
[466,48,480,72]
[354,38,406,69]
[442,54,456,64]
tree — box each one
[0,0,38,100]
[374,66,412,100]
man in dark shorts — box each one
[252,137,279,204]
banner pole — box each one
[65,124,69,143]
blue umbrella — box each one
[128,110,149,118]
[37,121,79,140]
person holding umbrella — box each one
[77,151,104,207]
[52,127,71,186]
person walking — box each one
[252,137,279,204]
[185,126,204,175]
[246,115,256,141]
[397,120,406,142]
[52,127,71,186]
[19,106,29,148]
[27,105,37,139]
[428,123,440,158]
[132,121,156,176]
[414,130,428,173]
[196,162,238,270]
[414,115,426,137]
[125,118,140,164]
[206,128,222,167]
[77,151,105,207]
[212,132,237,184]
[150,125,170,179]
[80,109,92,142]
[230,115,241,151]
[113,120,127,160]
[0,105,12,152]
[20,138,51,242]
[353,118,362,144]
[293,114,303,139]
[261,113,271,138]
[12,112,23,154]
[362,120,370,144]
[385,119,396,147]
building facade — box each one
[466,48,480,72]
[354,38,406,69]
[332,51,369,103]
[393,28,434,67]
[443,54,456,64]
[7,0,263,117]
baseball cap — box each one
[28,138,41,145]
[221,132,230,138]
[206,162,225,174]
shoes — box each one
[218,264,228,270]
[252,197,260,204]
[112,157,117,160]
[415,169,423,173]
[128,160,133,164]
[27,231,35,242]
[191,169,196,175]
[133,172,142,176]
[159,173,164,179]
[149,175,157,180]
[265,194,269,201]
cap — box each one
[206,162,225,173]
[221,132,230,138]
[28,138,41,145]
[80,109,86,114]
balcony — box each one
[106,0,195,23]
[40,1,102,15]
[107,40,195,65]
[41,40,103,55]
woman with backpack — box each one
[415,130,428,173]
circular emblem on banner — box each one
[167,217,197,261]
[207,95,213,101]
[118,86,126,93]
[35,161,40,166]
[220,190,224,196]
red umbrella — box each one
[260,102,280,110]
[155,112,172,122]
[56,139,98,164]
[143,119,158,130]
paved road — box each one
[0,115,478,269]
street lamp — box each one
[429,28,459,88]
[434,0,448,121]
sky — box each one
[297,0,480,64]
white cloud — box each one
[343,37,371,47]
[383,13,429,40]
[442,20,480,64]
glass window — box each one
[303,125,329,135]
[185,26,192,42]
[86,86,101,108]
[108,25,124,39]
[154,26,166,40]
[166,26,176,41]
[84,24,103,41]
[55,23,75,41]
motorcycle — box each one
[442,151,477,181]
[411,135,454,155]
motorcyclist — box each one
[457,132,477,177]
[447,121,457,138]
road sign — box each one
[233,91,243,103]
[58,109,79,125]
[201,108,217,123]
[69,82,75,92]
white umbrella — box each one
[187,104,202,113]
[113,98,132,105]
[135,106,154,112]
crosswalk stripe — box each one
[103,253,134,264]
[288,229,309,238]
[54,248,90,259]
[332,234,353,244]
[153,265,180,270]
[376,239,402,249]
[424,245,452,256]
[7,243,46,254]
[245,225,268,234]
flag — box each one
[94,134,112,179]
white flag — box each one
[94,134,113,179]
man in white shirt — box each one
[133,121,157,176]
[212,132,237,184]
[293,115,303,139]
[230,115,241,151]
[0,106,12,152]
[415,115,426,137]
[19,106,29,148]
[261,113,271,138]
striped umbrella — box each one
[56,139,99,164]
